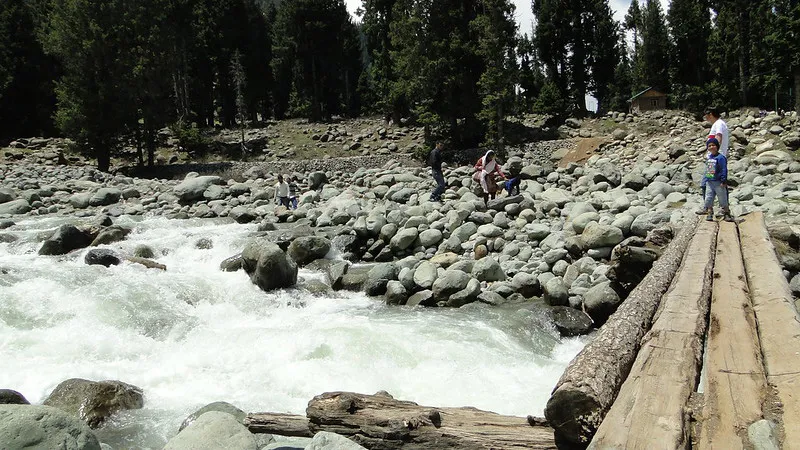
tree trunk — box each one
[95,140,110,173]
[311,57,321,122]
[544,216,699,448]
[739,211,800,445]
[145,119,155,167]
[737,8,750,106]
[247,391,557,449]
[135,126,144,168]
[589,221,717,449]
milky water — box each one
[0,216,587,449]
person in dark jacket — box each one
[703,137,734,222]
[428,142,446,202]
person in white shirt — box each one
[705,107,729,158]
[274,174,290,208]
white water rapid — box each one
[0,216,587,448]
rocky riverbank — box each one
[1,109,799,448]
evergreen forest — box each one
[0,0,798,170]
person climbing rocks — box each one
[428,142,446,202]
[474,150,505,204]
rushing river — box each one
[0,216,587,449]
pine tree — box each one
[517,33,545,112]
[667,0,711,111]
[390,0,485,146]
[639,0,670,92]
[588,0,620,114]
[473,0,518,155]
[44,0,139,171]
[0,0,59,143]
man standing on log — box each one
[428,142,446,202]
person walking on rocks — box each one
[474,150,505,204]
[288,176,299,209]
[702,138,734,222]
[274,174,290,208]
[428,142,446,202]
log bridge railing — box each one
[244,211,799,450]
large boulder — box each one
[0,389,29,405]
[308,171,328,190]
[90,225,131,246]
[472,257,506,282]
[389,228,418,251]
[413,261,438,289]
[0,188,16,204]
[84,249,122,267]
[306,431,367,450]
[164,411,257,450]
[287,236,332,266]
[432,270,471,302]
[241,239,299,291]
[0,199,31,215]
[363,263,397,296]
[543,277,569,306]
[581,223,624,249]
[0,404,101,450]
[630,211,672,237]
[549,306,594,337]
[583,281,622,326]
[179,401,246,432]
[42,378,144,428]
[39,225,93,256]
[89,188,122,207]
[174,175,222,203]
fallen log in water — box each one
[246,391,556,449]
[544,215,699,448]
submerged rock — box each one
[241,239,298,292]
[43,378,144,428]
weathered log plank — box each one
[739,211,800,445]
[544,216,699,448]
[697,221,767,450]
[245,412,314,437]
[587,221,716,449]
[307,391,555,449]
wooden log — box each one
[303,391,556,449]
[244,412,314,437]
[587,221,716,449]
[544,216,699,448]
[739,211,800,445]
[697,221,767,449]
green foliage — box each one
[532,0,620,115]
[271,0,363,121]
[533,81,569,117]
[172,121,210,155]
[0,0,58,143]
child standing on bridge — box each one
[703,138,734,222]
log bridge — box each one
[245,211,800,450]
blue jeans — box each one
[704,180,729,210]
[431,169,445,200]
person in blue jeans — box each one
[702,137,734,222]
[428,142,446,202]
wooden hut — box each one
[629,87,667,113]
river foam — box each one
[0,216,587,448]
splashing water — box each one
[0,216,587,448]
